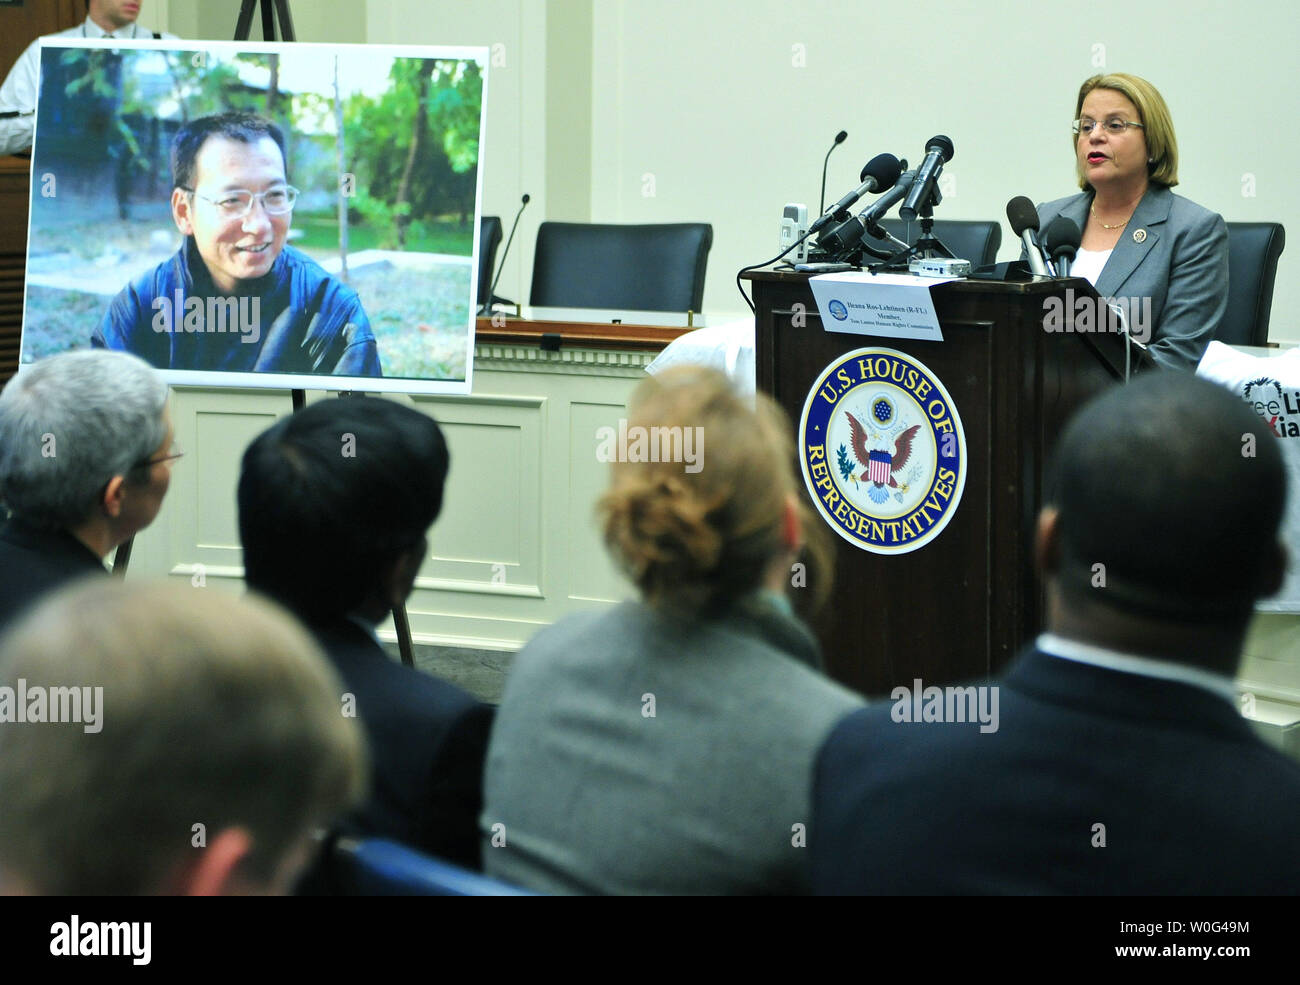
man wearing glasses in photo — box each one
[0,349,179,631]
[93,112,381,376]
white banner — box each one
[1197,341,1300,612]
[809,272,956,342]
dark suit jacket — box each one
[0,518,107,632]
[812,647,1300,894]
[311,619,493,872]
[1035,185,1228,372]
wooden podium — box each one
[746,268,1152,696]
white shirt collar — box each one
[1036,633,1238,705]
[83,19,141,40]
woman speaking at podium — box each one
[1035,73,1228,371]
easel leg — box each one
[392,603,415,668]
[111,535,133,577]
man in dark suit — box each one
[813,373,1297,894]
[0,350,176,631]
[237,397,492,874]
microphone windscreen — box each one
[1043,215,1081,256]
[1006,196,1041,237]
[859,153,903,190]
[925,135,955,162]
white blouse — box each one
[1069,246,1112,286]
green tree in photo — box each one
[342,58,481,253]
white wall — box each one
[589,0,1300,332]
[165,0,367,44]
[164,1,1298,335]
[366,0,552,308]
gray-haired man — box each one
[0,349,176,629]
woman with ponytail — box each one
[482,366,864,895]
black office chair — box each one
[477,215,503,307]
[1221,222,1285,346]
[869,218,1002,268]
[529,222,713,312]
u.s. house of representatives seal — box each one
[799,347,967,554]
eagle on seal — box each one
[845,413,921,489]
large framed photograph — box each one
[21,39,488,395]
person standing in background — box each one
[0,1,178,157]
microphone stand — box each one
[868,195,955,272]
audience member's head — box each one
[1040,372,1286,671]
[0,580,366,895]
[238,396,449,625]
[0,350,174,556]
[599,366,830,615]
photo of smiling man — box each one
[93,112,382,376]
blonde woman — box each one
[482,366,864,895]
[1035,73,1228,371]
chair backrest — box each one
[332,837,533,896]
[529,221,713,312]
[873,219,1002,268]
[1222,222,1286,346]
[477,215,503,306]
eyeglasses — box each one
[182,185,299,219]
[1072,118,1144,136]
[132,442,184,471]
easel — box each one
[116,0,417,669]
[238,0,416,667]
[235,0,296,43]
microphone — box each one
[899,135,953,222]
[808,153,904,235]
[1043,215,1081,278]
[818,169,917,254]
[818,130,848,217]
[1007,196,1051,277]
[484,193,530,312]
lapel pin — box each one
[1133,229,1147,243]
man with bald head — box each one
[813,373,1299,894]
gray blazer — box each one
[1035,185,1228,371]
[481,595,865,895]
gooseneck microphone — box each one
[899,135,953,222]
[809,153,904,235]
[818,168,917,254]
[484,193,530,311]
[1007,196,1051,277]
[818,130,849,217]
[1044,215,1081,278]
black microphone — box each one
[818,130,848,217]
[809,153,903,235]
[484,193,530,311]
[1044,215,1081,278]
[899,135,953,222]
[818,169,917,253]
[1007,196,1051,277]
